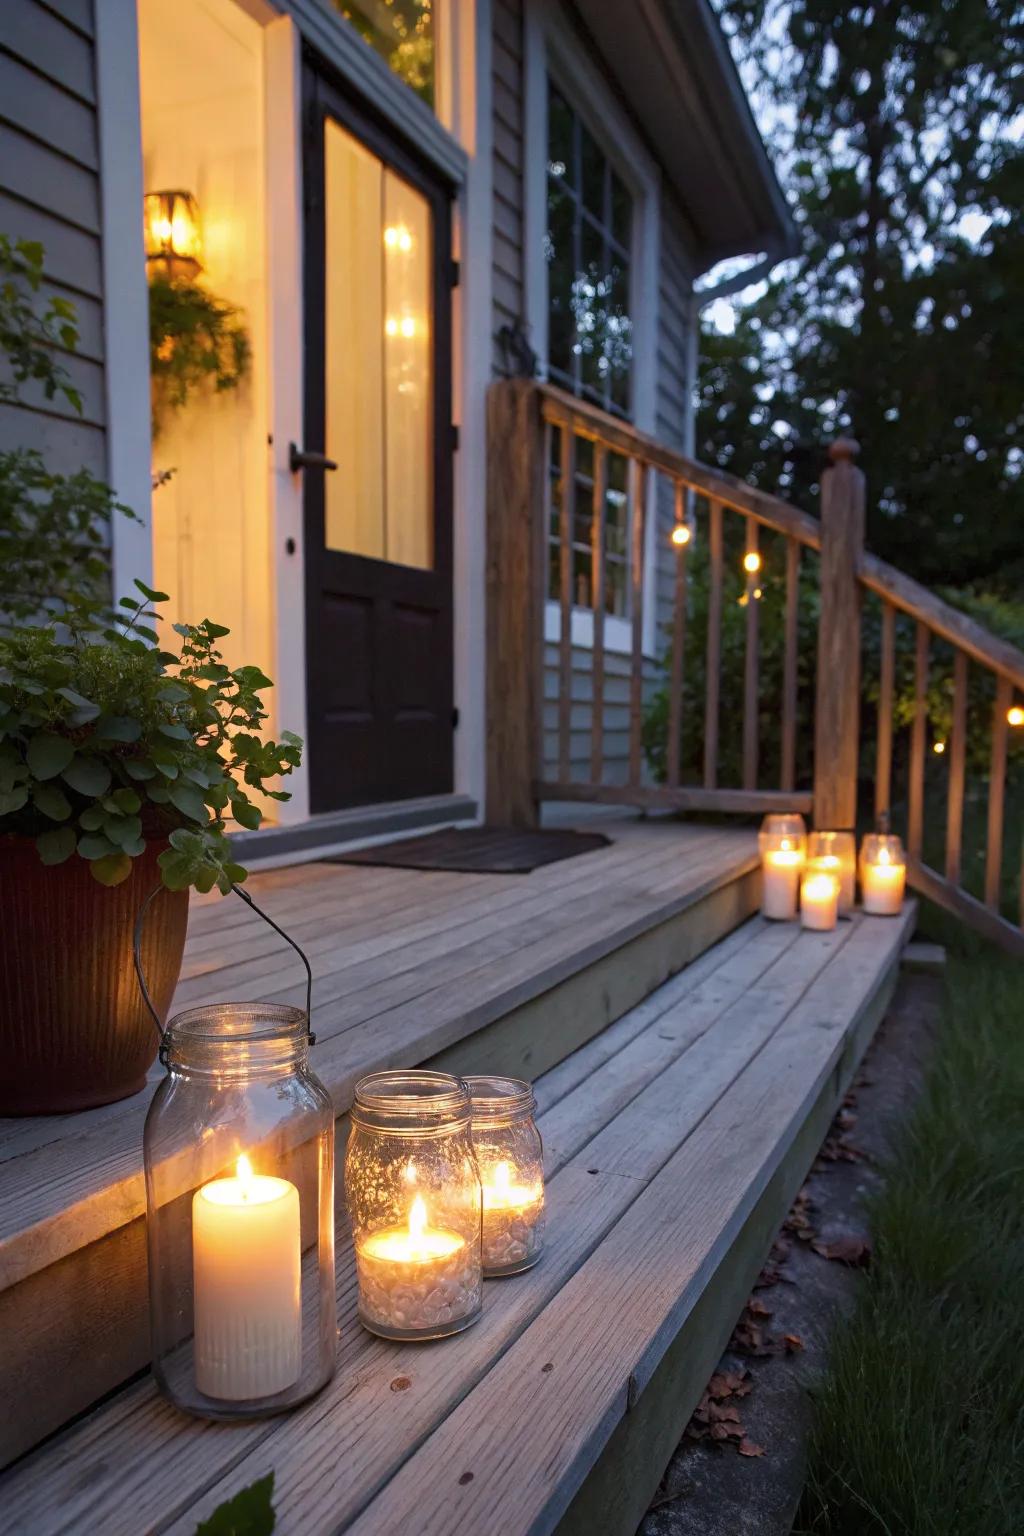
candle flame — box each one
[409,1194,427,1240]
[878,846,891,866]
[781,838,791,852]
[235,1154,254,1200]
[493,1160,512,1194]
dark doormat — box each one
[323,825,611,875]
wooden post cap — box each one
[828,437,861,463]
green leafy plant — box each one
[149,275,251,435]
[0,585,301,891]
[0,235,81,412]
[196,1473,275,1535]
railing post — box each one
[813,437,866,831]
[486,380,545,827]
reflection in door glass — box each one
[324,118,433,570]
[335,1,434,108]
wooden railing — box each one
[486,378,1024,955]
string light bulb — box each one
[743,551,762,575]
[671,523,691,548]
[932,740,946,755]
[1008,706,1024,728]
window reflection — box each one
[545,82,633,419]
[337,0,434,108]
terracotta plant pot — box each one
[0,835,189,1115]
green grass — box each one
[795,936,1024,1536]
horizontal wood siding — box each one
[0,0,107,476]
[491,0,525,378]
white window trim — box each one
[523,0,662,660]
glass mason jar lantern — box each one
[758,813,807,921]
[346,1071,483,1340]
[144,1003,336,1420]
[466,1076,545,1277]
[806,830,857,913]
[859,833,907,915]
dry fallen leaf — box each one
[739,1438,766,1458]
[746,1297,773,1319]
[783,1333,805,1353]
[811,1234,872,1267]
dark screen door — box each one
[302,60,455,813]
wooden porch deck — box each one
[1,894,915,1535]
[0,819,760,1465]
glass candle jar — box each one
[806,830,857,913]
[466,1075,545,1277]
[758,814,807,921]
[859,833,907,915]
[345,1071,483,1340]
[144,1003,336,1420]
[801,868,839,931]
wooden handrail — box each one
[538,382,822,549]
[861,552,1024,691]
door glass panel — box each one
[324,117,434,569]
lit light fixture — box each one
[1008,705,1024,728]
[753,586,763,600]
[399,316,416,338]
[143,190,202,280]
[743,551,762,575]
[383,224,414,253]
[933,740,946,755]
[670,523,691,548]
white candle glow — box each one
[801,870,839,931]
[481,1160,544,1275]
[192,1154,302,1401]
[355,1193,480,1338]
[762,841,803,920]
[861,844,906,915]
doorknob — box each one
[289,442,338,473]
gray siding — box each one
[0,0,106,476]
[491,0,525,377]
[497,5,701,787]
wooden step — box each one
[0,821,758,1466]
[0,902,915,1532]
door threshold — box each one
[229,793,479,871]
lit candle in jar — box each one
[801,870,839,931]
[192,1154,301,1401]
[481,1160,545,1276]
[861,843,906,915]
[762,839,803,920]
[355,1194,481,1339]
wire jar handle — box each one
[133,882,315,1059]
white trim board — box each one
[523,0,662,659]
[95,0,154,598]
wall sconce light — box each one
[144,190,202,280]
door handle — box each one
[289,443,338,474]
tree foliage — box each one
[700,0,1024,591]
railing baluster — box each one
[875,601,895,820]
[743,516,759,791]
[945,650,968,884]
[703,499,723,789]
[628,459,647,787]
[781,536,799,793]
[666,481,688,790]
[986,675,1011,909]
[907,621,929,858]
[589,443,606,786]
[558,427,575,784]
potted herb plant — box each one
[0,237,300,1113]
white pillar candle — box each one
[801,871,839,931]
[192,1155,301,1401]
[355,1194,480,1337]
[481,1160,545,1274]
[861,850,906,915]
[762,848,803,920]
